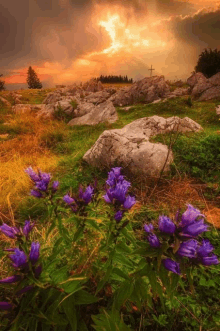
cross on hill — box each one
[149,65,155,77]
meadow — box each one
[0,83,220,330]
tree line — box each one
[95,75,133,84]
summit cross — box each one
[149,65,155,77]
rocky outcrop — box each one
[84,90,115,105]
[0,97,11,108]
[198,86,220,101]
[82,78,104,92]
[68,100,118,126]
[208,72,220,86]
[83,116,203,176]
[109,76,170,106]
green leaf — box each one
[61,296,77,331]
[112,267,130,280]
[96,265,113,294]
[74,290,99,305]
[50,266,68,284]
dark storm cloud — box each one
[167,8,220,48]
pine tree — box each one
[0,74,5,91]
[27,66,42,89]
[195,48,220,78]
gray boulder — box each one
[109,76,170,106]
[54,99,75,115]
[43,91,62,105]
[12,104,54,119]
[68,100,118,126]
[84,90,114,105]
[187,72,207,88]
[83,116,203,177]
[198,86,220,101]
[82,78,104,92]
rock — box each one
[166,87,190,98]
[68,100,118,126]
[0,97,11,107]
[198,86,220,101]
[109,76,170,106]
[216,105,220,115]
[73,102,96,118]
[12,104,54,119]
[43,92,62,105]
[82,78,104,92]
[84,90,113,105]
[54,99,75,115]
[122,106,133,111]
[208,72,220,85]
[187,72,207,88]
[83,116,203,176]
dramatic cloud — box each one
[1,0,220,88]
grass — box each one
[1,85,220,330]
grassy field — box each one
[0,84,220,330]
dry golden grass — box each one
[0,110,66,220]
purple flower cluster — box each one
[0,220,34,240]
[63,184,94,212]
[143,204,219,275]
[0,242,41,310]
[25,167,59,198]
[103,167,136,223]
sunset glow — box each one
[2,0,220,88]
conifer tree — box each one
[0,74,5,91]
[27,66,42,89]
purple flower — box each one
[103,190,114,203]
[163,258,181,275]
[63,194,75,204]
[0,275,22,283]
[38,171,51,185]
[25,167,40,182]
[22,220,34,238]
[180,204,205,227]
[144,223,154,233]
[31,190,43,198]
[52,181,59,191]
[16,285,34,296]
[114,210,124,223]
[159,215,176,234]
[147,233,160,248]
[177,239,198,258]
[201,254,219,265]
[0,302,13,310]
[81,185,94,204]
[29,242,40,265]
[197,239,214,257]
[0,223,20,239]
[111,167,122,178]
[9,248,27,268]
[35,180,48,191]
[123,195,136,209]
[181,219,208,237]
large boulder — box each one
[187,72,220,100]
[68,100,118,126]
[186,72,207,88]
[0,97,11,108]
[54,99,75,115]
[83,116,203,176]
[43,91,63,105]
[109,76,170,106]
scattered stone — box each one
[122,106,133,111]
[84,90,114,105]
[83,116,203,177]
[12,104,54,119]
[68,100,118,126]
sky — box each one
[1,0,220,90]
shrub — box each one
[195,48,220,78]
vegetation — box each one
[27,66,43,89]
[0,87,220,330]
[0,74,6,91]
[195,48,220,78]
[96,75,133,84]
